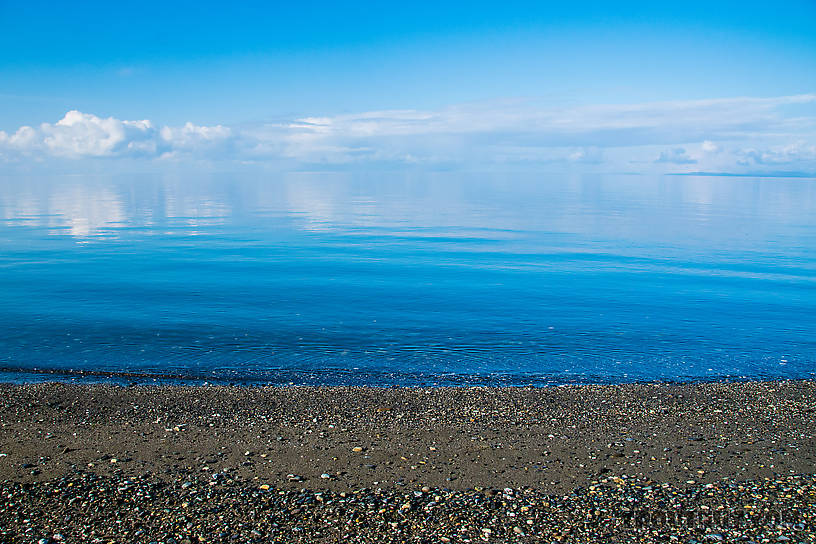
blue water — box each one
[0,172,814,385]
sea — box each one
[0,171,814,386]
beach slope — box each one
[1,381,815,542]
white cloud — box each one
[737,141,816,165]
[656,147,697,165]
[0,125,41,151]
[1,94,814,173]
[0,111,231,160]
[41,110,158,157]
[270,94,815,168]
[567,147,603,164]
[159,122,232,154]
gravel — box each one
[1,381,815,542]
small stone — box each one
[352,447,363,452]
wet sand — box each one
[1,381,815,542]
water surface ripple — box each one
[0,172,814,385]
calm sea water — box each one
[0,172,814,385]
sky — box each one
[1,0,815,174]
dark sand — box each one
[1,381,815,542]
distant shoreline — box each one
[669,171,816,179]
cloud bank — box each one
[2,94,815,173]
[0,111,232,159]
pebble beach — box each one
[1,381,815,542]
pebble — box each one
[2,381,816,543]
[4,472,808,542]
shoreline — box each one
[2,380,815,541]
[2,364,813,388]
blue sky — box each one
[1,0,815,173]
